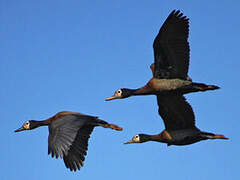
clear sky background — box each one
[1,0,239,179]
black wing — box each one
[63,125,94,171]
[48,114,96,171]
[153,10,190,79]
[157,95,196,130]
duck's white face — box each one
[105,89,123,101]
[15,121,31,132]
[132,134,140,142]
[124,134,141,144]
[23,121,30,130]
[114,89,122,97]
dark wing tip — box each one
[61,126,94,172]
[172,9,180,16]
[169,10,189,21]
[170,9,178,15]
[177,13,183,18]
[63,152,85,171]
[182,16,188,20]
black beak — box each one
[14,126,25,132]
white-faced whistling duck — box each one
[15,111,122,171]
[106,10,219,101]
[124,95,228,145]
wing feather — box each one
[153,10,190,79]
[157,95,196,130]
[63,125,94,171]
[48,114,95,171]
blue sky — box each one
[1,0,239,179]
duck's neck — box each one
[149,132,171,144]
[140,134,166,143]
[127,87,153,96]
[31,120,48,129]
[126,88,140,96]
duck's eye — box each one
[25,121,30,127]
[116,89,122,94]
[135,135,139,138]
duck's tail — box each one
[180,82,220,94]
[208,134,229,140]
[102,123,123,131]
[192,82,220,92]
[97,119,123,131]
[201,132,229,140]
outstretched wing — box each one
[153,10,190,79]
[157,95,196,130]
[63,125,94,171]
[48,114,95,171]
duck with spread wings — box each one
[124,95,228,145]
[106,10,219,101]
[15,111,122,171]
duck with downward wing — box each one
[124,95,228,145]
[15,111,122,171]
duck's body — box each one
[135,78,191,95]
[148,78,191,91]
[136,78,217,95]
[124,95,228,146]
[109,78,218,100]
[106,10,219,101]
[15,111,122,171]
[145,129,228,146]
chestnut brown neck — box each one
[133,84,154,96]
[150,130,172,143]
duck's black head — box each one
[105,88,136,101]
[124,134,151,144]
[14,120,43,132]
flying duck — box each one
[124,95,228,145]
[106,10,219,101]
[15,111,122,171]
